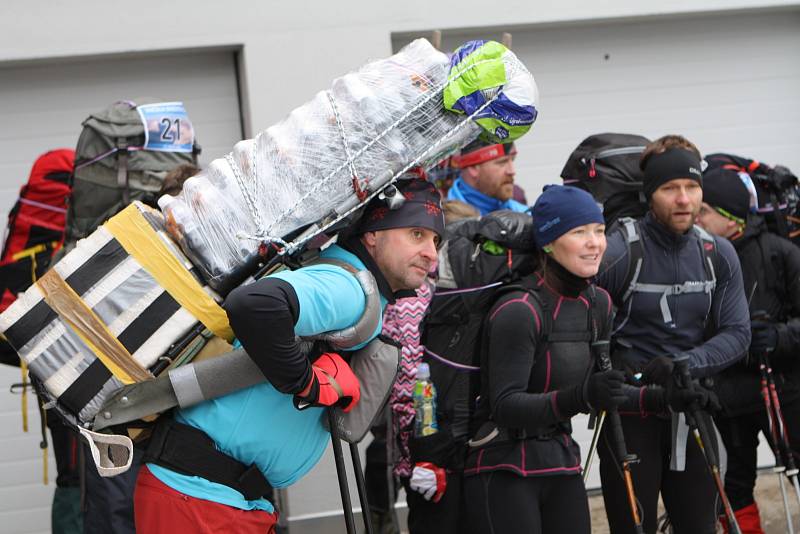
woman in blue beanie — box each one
[462,185,625,534]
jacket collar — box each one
[448,177,506,216]
[731,215,766,251]
[540,256,589,298]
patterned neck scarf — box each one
[382,282,433,478]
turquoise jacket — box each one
[148,244,387,512]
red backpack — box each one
[0,149,73,364]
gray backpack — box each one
[64,99,200,251]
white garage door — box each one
[396,8,800,202]
[0,49,243,534]
[394,8,800,489]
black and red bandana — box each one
[358,178,445,238]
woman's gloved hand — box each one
[555,369,626,417]
[586,369,627,411]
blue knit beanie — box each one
[532,185,604,248]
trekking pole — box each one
[593,341,644,533]
[583,410,606,483]
[328,409,356,534]
[759,353,795,533]
[763,352,800,507]
[348,442,375,534]
[673,357,742,534]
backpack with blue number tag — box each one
[63,100,201,253]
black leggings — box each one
[463,470,590,534]
[598,415,717,534]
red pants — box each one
[134,466,278,533]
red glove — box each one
[409,462,447,503]
[295,353,361,412]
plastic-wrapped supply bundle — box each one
[0,202,234,428]
[160,38,539,294]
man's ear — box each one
[361,231,378,249]
[461,165,479,183]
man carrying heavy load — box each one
[133,178,445,534]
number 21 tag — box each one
[137,102,195,153]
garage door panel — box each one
[532,74,800,123]
[543,100,800,139]
[0,51,243,525]
[1,54,239,105]
[509,13,800,72]
[423,10,800,200]
[529,57,800,93]
[0,50,242,219]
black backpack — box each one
[560,133,651,224]
[417,211,538,465]
[705,153,800,243]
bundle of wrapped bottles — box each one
[158,38,539,293]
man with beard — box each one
[447,139,529,215]
[595,135,750,533]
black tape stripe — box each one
[4,301,58,351]
[64,238,129,295]
[117,291,182,354]
[58,359,111,416]
[4,238,129,350]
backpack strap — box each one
[116,138,130,205]
[756,231,781,294]
[693,224,717,281]
[301,257,382,350]
[618,217,645,304]
[617,219,718,325]
[497,283,592,347]
[495,284,552,351]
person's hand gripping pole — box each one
[672,355,742,534]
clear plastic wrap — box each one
[160,38,535,292]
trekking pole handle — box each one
[674,356,741,533]
[593,341,611,370]
[592,341,634,463]
[673,356,720,467]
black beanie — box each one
[642,148,703,199]
[358,178,445,237]
[702,167,751,221]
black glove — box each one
[585,369,627,411]
[554,369,626,417]
[665,378,721,413]
[750,321,779,354]
[640,386,668,414]
[641,356,675,386]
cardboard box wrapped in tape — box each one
[0,201,234,427]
